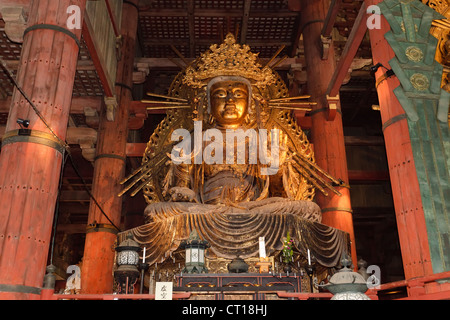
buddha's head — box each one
[207,76,252,127]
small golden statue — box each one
[118,34,349,269]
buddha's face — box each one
[210,80,249,126]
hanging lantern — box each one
[180,229,210,274]
[114,232,141,294]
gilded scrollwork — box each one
[422,0,450,125]
[406,46,425,62]
[410,73,431,90]
[423,1,450,89]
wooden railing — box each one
[40,290,191,300]
[366,270,450,300]
[39,271,450,300]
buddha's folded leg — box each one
[144,201,234,222]
[237,197,322,222]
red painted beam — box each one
[366,270,450,299]
[398,290,450,300]
[105,0,120,37]
[327,2,369,97]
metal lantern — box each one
[114,232,141,294]
[180,229,210,274]
[318,254,370,300]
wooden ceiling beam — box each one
[134,57,300,70]
[321,0,342,38]
[348,170,390,182]
[56,224,87,234]
[187,0,196,57]
[143,38,293,47]
[326,2,368,97]
[60,190,90,202]
[139,8,299,18]
[344,136,385,146]
[57,203,90,214]
[240,0,252,44]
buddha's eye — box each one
[213,89,227,98]
[233,89,247,98]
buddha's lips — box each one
[224,104,237,114]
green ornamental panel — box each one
[379,0,450,274]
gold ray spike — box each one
[269,102,316,105]
[432,19,450,29]
[270,95,311,102]
[121,165,144,185]
[118,167,153,197]
[270,55,288,69]
[293,154,342,189]
[120,147,172,186]
[263,45,286,68]
[146,92,188,102]
[291,161,338,197]
[146,105,191,110]
[130,175,155,197]
[291,163,329,197]
[269,103,316,111]
[267,105,312,111]
[118,156,167,197]
[141,100,191,106]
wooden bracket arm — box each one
[0,6,27,43]
[326,95,340,121]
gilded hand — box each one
[169,187,197,203]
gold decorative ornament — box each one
[410,73,430,90]
[183,33,276,89]
[405,46,424,62]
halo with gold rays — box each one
[140,33,316,113]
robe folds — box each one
[118,198,349,268]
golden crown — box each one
[183,33,276,89]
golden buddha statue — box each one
[118,34,349,269]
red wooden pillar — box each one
[80,0,140,294]
[300,0,357,265]
[365,0,433,280]
[0,0,86,299]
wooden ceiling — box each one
[0,0,372,115]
